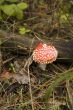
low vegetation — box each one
[0,0,73,110]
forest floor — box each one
[0,0,73,110]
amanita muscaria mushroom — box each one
[33,42,58,70]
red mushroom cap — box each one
[33,43,58,64]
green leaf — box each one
[19,27,26,35]
[1,4,15,16]
[17,2,28,10]
[9,63,16,73]
[19,27,31,35]
[14,6,23,20]
[16,9,23,20]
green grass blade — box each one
[43,68,73,109]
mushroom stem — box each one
[38,63,46,70]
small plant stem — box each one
[27,59,34,110]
